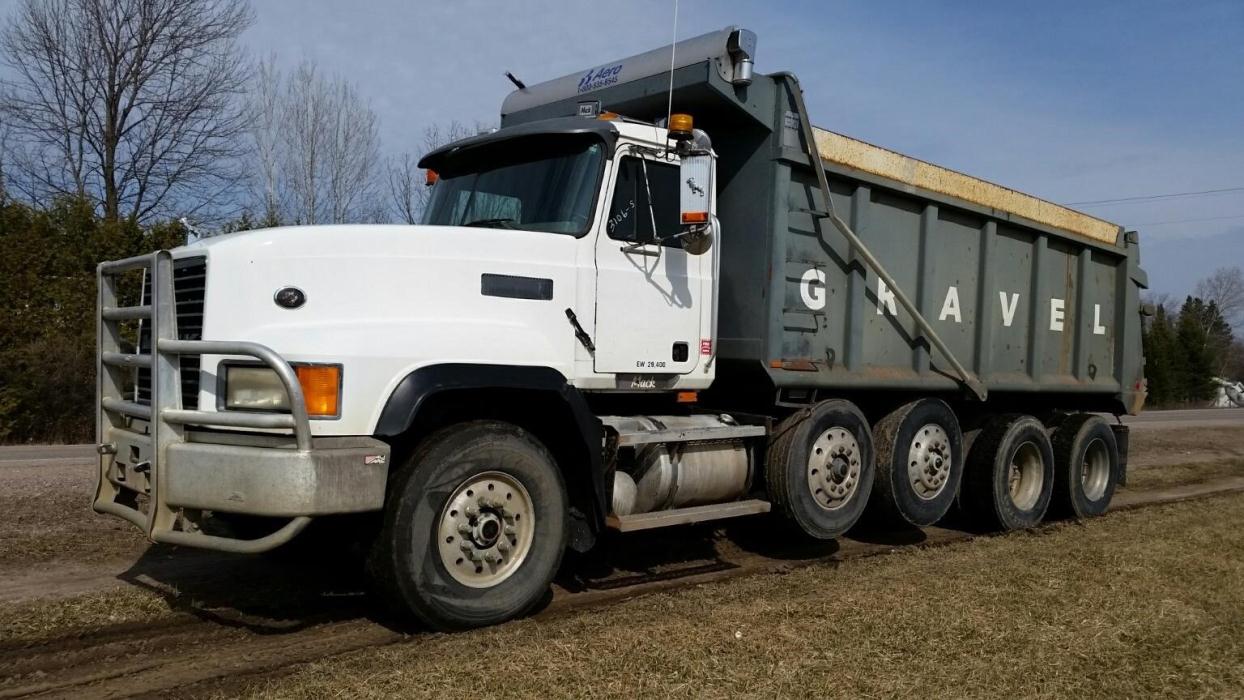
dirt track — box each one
[1,418,1242,698]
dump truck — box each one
[93,26,1148,629]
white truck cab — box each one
[184,117,718,437]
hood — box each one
[175,223,576,261]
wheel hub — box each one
[1081,437,1110,501]
[472,512,503,548]
[906,424,952,500]
[1007,442,1044,511]
[437,471,534,588]
[807,428,861,511]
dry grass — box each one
[1127,458,1244,490]
[243,493,1244,699]
[0,588,172,642]
[1128,427,1244,470]
[0,460,148,566]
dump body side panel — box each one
[763,73,1144,414]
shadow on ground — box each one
[115,509,981,635]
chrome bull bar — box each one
[94,250,312,553]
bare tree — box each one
[0,0,254,223]
[385,121,487,224]
[1196,266,1244,328]
[386,152,422,225]
[245,60,382,225]
[248,56,284,227]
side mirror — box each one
[679,153,713,255]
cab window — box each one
[606,157,681,246]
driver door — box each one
[593,150,702,375]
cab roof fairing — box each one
[417,117,620,171]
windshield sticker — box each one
[578,63,623,93]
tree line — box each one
[1141,268,1244,407]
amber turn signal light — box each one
[425,169,438,186]
[296,365,341,418]
[681,211,709,225]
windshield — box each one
[422,135,605,235]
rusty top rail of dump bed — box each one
[812,128,1121,246]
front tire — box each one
[765,400,875,539]
[369,421,567,630]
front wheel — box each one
[368,421,567,630]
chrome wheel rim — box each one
[1007,442,1044,511]
[907,423,952,501]
[807,427,861,511]
[1081,438,1110,501]
[436,471,534,588]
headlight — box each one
[223,363,342,418]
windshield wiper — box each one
[461,217,518,229]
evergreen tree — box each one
[1180,297,1234,375]
[0,197,185,441]
[1174,296,1219,403]
[1142,304,1178,405]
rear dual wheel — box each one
[962,414,1055,531]
[1050,413,1119,519]
[870,399,964,527]
[765,400,875,539]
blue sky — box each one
[7,0,1240,300]
[243,0,1243,302]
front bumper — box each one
[94,251,389,553]
[164,435,387,516]
[103,427,389,517]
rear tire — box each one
[869,399,964,527]
[368,421,567,630]
[962,414,1054,531]
[1050,414,1119,519]
[765,400,874,539]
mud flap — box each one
[1111,424,1130,487]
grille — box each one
[136,256,207,409]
